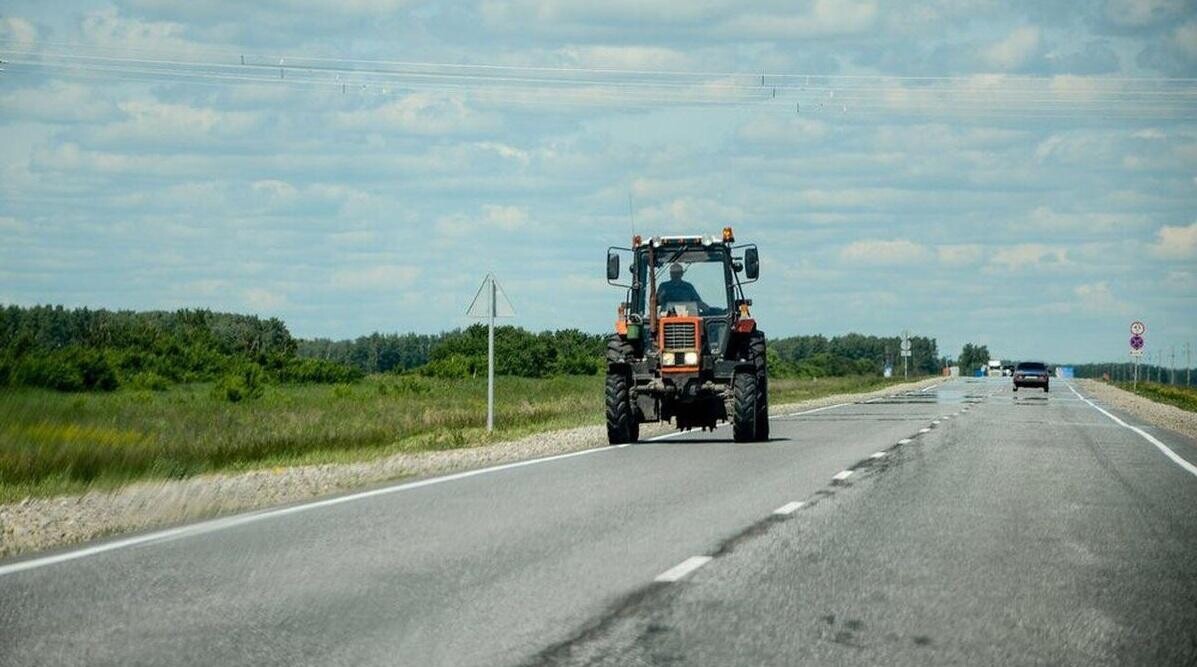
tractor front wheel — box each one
[605,372,638,444]
[733,371,761,443]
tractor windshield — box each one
[636,247,730,317]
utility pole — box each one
[466,273,515,433]
[1186,342,1191,387]
[1170,345,1176,385]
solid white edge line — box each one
[655,556,712,582]
[897,438,913,445]
[785,402,852,418]
[1065,382,1197,478]
[0,445,616,577]
[832,470,854,481]
[919,428,932,434]
[870,452,886,459]
[773,501,805,515]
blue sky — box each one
[1,0,1195,364]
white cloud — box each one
[482,205,529,230]
[839,239,931,265]
[1073,281,1128,314]
[331,265,420,290]
[556,45,693,71]
[334,94,499,135]
[982,25,1041,71]
[242,287,286,310]
[720,1,878,38]
[0,16,38,49]
[1149,222,1197,259]
[937,244,983,267]
[987,244,1071,272]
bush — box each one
[127,371,170,391]
[417,354,479,379]
[381,375,432,396]
[11,348,119,392]
[212,365,265,402]
[277,357,363,384]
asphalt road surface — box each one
[2,378,1195,666]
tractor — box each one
[604,227,768,444]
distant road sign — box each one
[1130,334,1144,351]
[1130,321,1145,336]
[1131,349,1144,357]
[900,339,911,352]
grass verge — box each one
[1112,381,1197,414]
[1,373,924,503]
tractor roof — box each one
[637,227,736,249]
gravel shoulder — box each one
[1077,379,1197,440]
[0,377,941,559]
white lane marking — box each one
[897,438,913,445]
[920,383,940,393]
[942,416,951,420]
[773,501,805,515]
[919,428,932,434]
[931,421,940,426]
[832,470,854,481]
[655,556,712,582]
[870,452,886,459]
[785,402,852,418]
[0,445,618,577]
[1066,383,1197,479]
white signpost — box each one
[900,330,912,380]
[467,274,515,431]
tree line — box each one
[0,305,359,394]
[2,304,945,392]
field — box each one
[1114,381,1197,414]
[0,374,918,502]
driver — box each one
[657,263,707,313]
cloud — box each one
[331,265,420,290]
[981,25,1042,71]
[839,239,931,266]
[987,244,1071,272]
[0,16,38,49]
[1149,222,1197,259]
[1073,281,1128,314]
[556,45,694,71]
[1102,0,1187,28]
[936,244,983,267]
[334,94,500,136]
[719,1,879,39]
[242,287,286,310]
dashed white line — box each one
[773,501,805,515]
[897,438,913,445]
[870,452,887,459]
[931,420,940,426]
[655,556,712,582]
[832,470,854,481]
[1066,382,1197,479]
[919,428,932,434]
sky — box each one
[1,0,1195,365]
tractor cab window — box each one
[637,248,730,317]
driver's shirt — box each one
[657,279,702,310]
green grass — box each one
[0,373,925,503]
[1113,381,1197,413]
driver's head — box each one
[669,263,684,281]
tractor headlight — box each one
[663,352,676,365]
[683,352,699,366]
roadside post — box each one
[1130,321,1145,390]
[900,330,912,380]
[467,273,515,432]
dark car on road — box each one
[1013,361,1050,392]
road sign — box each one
[1130,334,1144,351]
[1130,321,1145,336]
[1131,349,1144,357]
[467,274,515,432]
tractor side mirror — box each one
[744,248,760,280]
[606,252,620,281]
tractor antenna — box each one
[627,191,637,240]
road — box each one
[2,378,1195,665]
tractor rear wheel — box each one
[733,371,760,443]
[605,372,638,444]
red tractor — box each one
[605,227,768,444]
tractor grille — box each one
[663,322,697,349]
